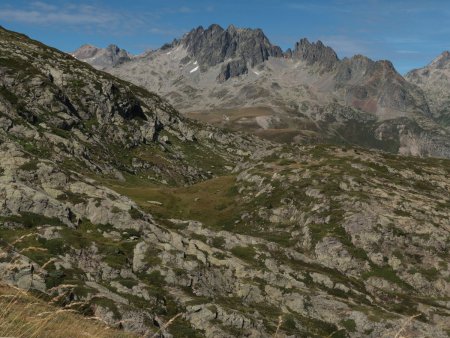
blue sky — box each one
[0,0,449,74]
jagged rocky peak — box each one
[105,43,125,55]
[73,43,131,69]
[406,51,450,82]
[406,51,450,81]
[405,51,450,123]
[429,50,450,69]
[180,24,283,69]
[292,38,339,71]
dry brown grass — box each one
[273,315,283,338]
[0,282,137,338]
[185,106,274,125]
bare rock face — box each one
[217,59,248,82]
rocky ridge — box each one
[1,26,450,338]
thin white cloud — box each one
[4,10,114,25]
[320,35,370,57]
[383,37,425,44]
[0,1,213,38]
[0,3,118,25]
[30,1,58,12]
[178,6,193,13]
[287,2,351,13]
[396,50,420,54]
[148,27,185,37]
[0,1,186,39]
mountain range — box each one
[0,24,449,338]
[74,24,450,158]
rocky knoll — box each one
[1,26,450,337]
[72,44,132,69]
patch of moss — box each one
[128,207,144,220]
[101,243,133,269]
[0,85,19,104]
[281,314,298,334]
[230,245,257,262]
[51,127,71,139]
[278,159,296,166]
[1,212,64,228]
[118,278,139,289]
[211,236,226,249]
[340,318,356,332]
[58,191,86,205]
[19,160,39,171]
[419,267,439,281]
[38,237,66,256]
[363,265,412,290]
[45,269,66,289]
[190,233,207,242]
[147,270,165,286]
[394,209,411,217]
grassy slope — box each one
[105,175,239,228]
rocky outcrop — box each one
[292,38,339,71]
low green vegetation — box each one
[363,265,413,290]
[230,245,257,262]
[340,318,357,332]
[0,212,64,228]
[19,160,39,171]
[104,175,240,229]
[168,319,204,338]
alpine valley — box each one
[0,23,449,338]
